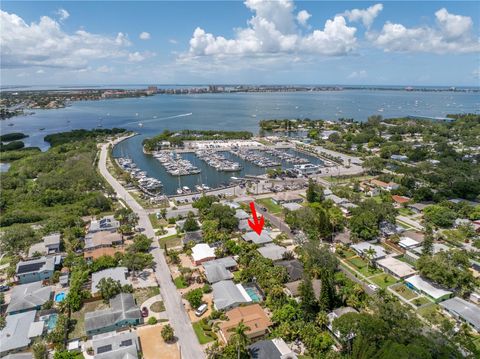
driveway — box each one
[99,140,204,359]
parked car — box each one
[367,284,379,292]
[141,307,149,317]
[195,303,208,317]
[0,285,10,292]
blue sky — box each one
[1,1,479,86]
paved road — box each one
[252,201,294,239]
[99,141,204,359]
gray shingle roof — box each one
[92,331,138,359]
[85,293,141,333]
[440,297,480,331]
[203,263,233,284]
[242,232,273,245]
[91,267,128,294]
[183,230,203,245]
[6,282,53,314]
[212,280,250,311]
[275,259,303,282]
[248,340,282,359]
[235,209,250,220]
[0,311,36,355]
[257,244,287,261]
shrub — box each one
[147,317,157,325]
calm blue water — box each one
[1,90,478,194]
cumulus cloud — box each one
[128,51,146,62]
[186,0,357,58]
[56,8,69,21]
[139,31,150,40]
[297,10,311,26]
[369,8,479,53]
[0,10,137,69]
[342,4,383,28]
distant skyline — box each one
[1,1,479,86]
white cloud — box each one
[297,10,311,26]
[128,51,146,62]
[186,0,356,58]
[343,4,383,28]
[369,8,479,53]
[56,8,70,21]
[348,69,367,79]
[97,65,112,73]
[36,69,45,74]
[0,10,136,69]
[139,31,150,40]
[169,39,178,44]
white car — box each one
[367,284,379,292]
[195,303,208,317]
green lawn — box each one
[392,284,418,300]
[70,300,108,339]
[412,297,431,307]
[398,207,414,216]
[150,300,166,312]
[256,198,283,214]
[337,248,356,259]
[133,286,160,305]
[174,276,188,289]
[192,322,216,344]
[369,273,398,289]
[148,213,165,229]
[346,257,382,277]
[159,234,182,249]
[417,304,445,325]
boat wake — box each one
[126,112,192,125]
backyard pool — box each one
[55,292,66,302]
[244,285,262,302]
[40,313,58,332]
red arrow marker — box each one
[248,201,264,235]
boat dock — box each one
[195,150,242,172]
[116,157,163,193]
[228,148,280,168]
[263,148,309,164]
[153,151,201,176]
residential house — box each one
[405,275,453,302]
[324,194,348,206]
[407,202,430,214]
[6,282,53,314]
[440,297,480,332]
[271,192,303,204]
[234,209,250,220]
[284,279,321,300]
[88,215,120,233]
[218,304,272,343]
[392,195,411,206]
[391,154,408,161]
[84,231,123,250]
[327,307,359,340]
[165,208,198,220]
[376,257,416,279]
[191,243,216,266]
[91,267,129,295]
[370,179,400,191]
[183,230,203,245]
[379,221,403,237]
[238,219,250,232]
[0,311,37,356]
[248,338,298,359]
[212,280,251,311]
[27,233,61,258]
[257,244,288,261]
[242,232,273,246]
[91,331,139,359]
[282,202,303,212]
[274,259,303,282]
[412,243,450,256]
[402,230,425,243]
[398,237,421,250]
[16,256,56,284]
[203,257,237,284]
[85,293,142,335]
[350,242,387,261]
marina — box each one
[263,148,309,164]
[195,150,242,172]
[116,157,163,194]
[228,148,281,168]
[153,151,201,176]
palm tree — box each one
[227,320,250,359]
[364,247,377,272]
[315,311,329,330]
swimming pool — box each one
[244,286,262,302]
[40,313,58,332]
[54,292,66,302]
